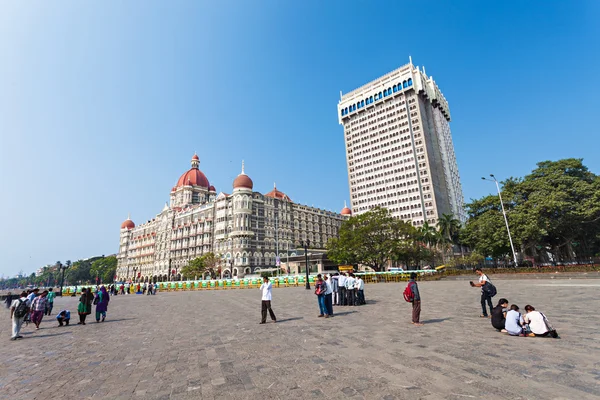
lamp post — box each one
[482,174,519,266]
[57,261,67,297]
[300,240,311,290]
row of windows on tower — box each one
[340,79,413,116]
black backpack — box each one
[483,281,497,297]
[14,299,29,318]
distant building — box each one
[338,58,466,226]
[116,155,348,282]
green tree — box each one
[181,252,220,279]
[327,207,419,271]
[462,159,600,263]
[90,256,118,284]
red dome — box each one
[121,218,135,230]
[233,161,253,190]
[233,174,253,190]
[192,154,199,160]
[177,169,209,188]
[209,185,216,192]
[265,185,291,201]
[341,207,352,215]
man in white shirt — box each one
[338,273,347,306]
[10,291,31,340]
[355,276,365,305]
[259,277,276,324]
[324,275,334,316]
[470,268,493,317]
[345,274,356,306]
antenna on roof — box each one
[409,55,413,66]
[340,90,343,101]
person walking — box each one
[338,273,347,306]
[324,275,334,317]
[45,288,56,316]
[4,292,13,309]
[259,277,276,324]
[56,309,71,326]
[470,268,494,318]
[408,273,423,326]
[331,273,339,306]
[315,274,329,318]
[77,288,93,325]
[95,286,110,322]
[30,290,48,330]
[10,291,30,340]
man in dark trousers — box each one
[259,277,276,324]
[338,273,347,306]
[409,273,423,326]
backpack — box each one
[314,282,325,296]
[403,282,416,302]
[541,312,559,338]
[14,299,29,318]
[483,281,497,297]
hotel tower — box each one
[337,58,465,226]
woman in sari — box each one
[95,285,110,322]
[77,288,93,325]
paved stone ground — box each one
[1,279,599,400]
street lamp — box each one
[300,240,311,290]
[482,174,519,266]
[57,261,68,297]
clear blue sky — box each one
[1,1,599,277]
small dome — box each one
[121,215,135,230]
[265,183,291,202]
[233,161,253,190]
[209,185,216,192]
[341,201,352,215]
[192,153,199,160]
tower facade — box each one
[337,59,466,226]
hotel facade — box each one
[338,59,466,226]
[116,155,350,282]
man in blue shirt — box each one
[56,309,71,326]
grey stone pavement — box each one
[1,278,600,400]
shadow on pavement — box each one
[423,318,451,324]
[331,311,357,316]
[100,318,137,323]
[276,317,304,323]
[28,332,72,339]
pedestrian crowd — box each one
[7,285,111,340]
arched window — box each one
[403,80,408,88]
[360,100,364,107]
[407,78,412,86]
[378,92,382,99]
[383,89,388,97]
[393,85,397,93]
[369,95,373,103]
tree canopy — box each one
[181,252,220,279]
[461,159,600,263]
[326,207,441,270]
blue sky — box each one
[1,1,599,277]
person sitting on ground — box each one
[491,298,509,332]
[523,305,558,338]
[505,305,531,336]
[56,309,71,326]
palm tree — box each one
[437,214,462,260]
[419,222,440,247]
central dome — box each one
[175,154,210,188]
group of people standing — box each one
[7,285,111,340]
[314,273,366,318]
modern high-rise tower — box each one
[338,58,466,227]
